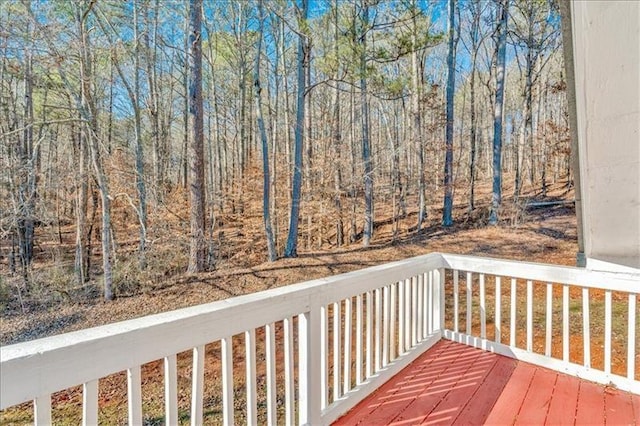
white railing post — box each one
[343,298,352,394]
[356,294,363,384]
[628,294,637,380]
[284,317,295,426]
[222,337,234,426]
[495,276,501,343]
[298,308,321,426]
[191,345,205,426]
[82,380,98,426]
[164,355,178,426]
[320,306,327,409]
[433,269,443,331]
[366,290,373,378]
[526,280,533,352]
[265,324,276,425]
[245,329,257,426]
[333,301,342,401]
[127,366,142,426]
[390,282,397,360]
[398,281,404,354]
[440,269,446,330]
[582,288,591,368]
[453,270,459,333]
[34,395,51,426]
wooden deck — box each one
[333,340,640,425]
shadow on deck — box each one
[334,340,640,425]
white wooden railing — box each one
[1,253,638,425]
[440,254,639,394]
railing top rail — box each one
[441,253,640,292]
[0,253,443,409]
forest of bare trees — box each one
[1,0,570,302]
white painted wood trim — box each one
[417,274,424,342]
[343,298,352,393]
[284,317,295,426]
[526,280,533,352]
[398,280,405,355]
[467,272,473,335]
[427,272,433,335]
[222,336,234,426]
[545,283,553,357]
[510,278,516,347]
[1,254,444,410]
[404,278,411,350]
[628,294,637,380]
[443,330,640,395]
[298,309,321,426]
[245,329,257,426]
[265,324,277,426]
[382,286,390,367]
[164,355,178,426]
[582,288,591,368]
[127,365,142,426]
[438,269,445,331]
[422,273,428,339]
[440,253,640,292]
[365,290,373,379]
[333,301,342,401]
[190,345,205,426]
[411,277,418,347]
[34,395,51,426]
[604,290,612,375]
[320,305,327,409]
[563,285,569,362]
[375,288,382,372]
[389,282,397,361]
[298,312,311,426]
[453,270,459,333]
[495,277,501,344]
[480,274,486,339]
[82,379,98,426]
[355,294,363,385]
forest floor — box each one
[0,177,578,346]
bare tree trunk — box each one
[349,86,358,244]
[73,110,88,284]
[413,0,427,232]
[467,0,482,213]
[95,1,148,268]
[187,0,207,273]
[332,0,344,247]
[442,0,458,227]
[146,0,162,197]
[255,0,277,262]
[18,25,36,272]
[181,14,189,190]
[489,0,508,225]
[284,0,309,258]
[361,2,373,247]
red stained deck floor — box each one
[333,340,639,425]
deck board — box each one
[575,381,605,425]
[545,372,579,425]
[482,362,536,425]
[454,356,517,425]
[333,341,639,426]
[604,387,635,425]
[515,367,557,424]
